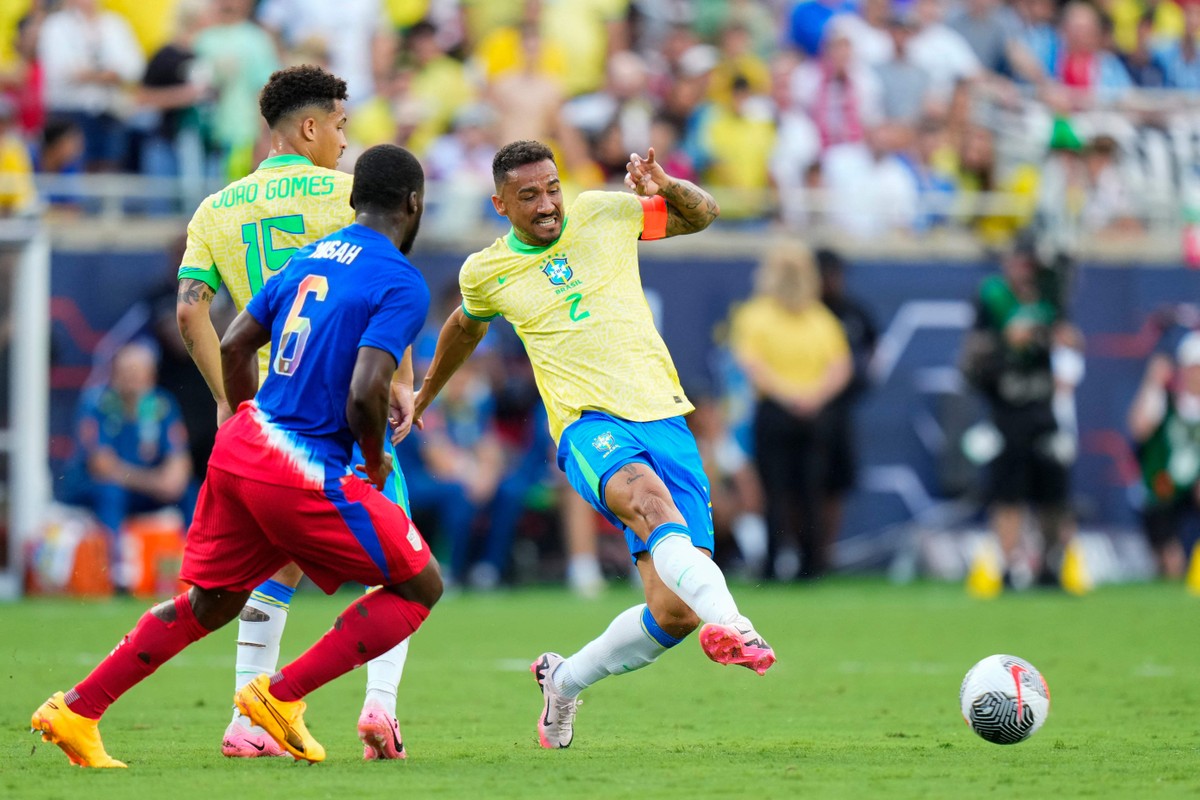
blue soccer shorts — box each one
[556,411,715,558]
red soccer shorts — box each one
[180,465,431,594]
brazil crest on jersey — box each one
[458,191,691,443]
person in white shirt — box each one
[38,0,145,171]
[790,19,883,150]
[822,121,921,236]
[907,0,984,111]
[257,0,394,107]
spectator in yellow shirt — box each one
[702,75,776,220]
[1108,0,1184,54]
[406,20,477,155]
[728,240,852,580]
[0,97,35,215]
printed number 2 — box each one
[242,214,305,294]
[273,274,328,376]
[566,293,590,321]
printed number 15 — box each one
[242,214,305,294]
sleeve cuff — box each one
[177,265,221,292]
[461,303,499,322]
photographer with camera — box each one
[960,233,1084,590]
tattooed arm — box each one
[176,278,232,425]
[624,147,720,237]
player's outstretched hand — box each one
[397,390,428,446]
[356,451,393,491]
[625,147,669,197]
[389,381,417,444]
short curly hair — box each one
[258,65,348,129]
[350,144,424,212]
[492,140,556,189]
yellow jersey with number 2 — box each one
[177,154,354,379]
[459,190,692,443]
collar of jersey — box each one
[257,154,314,170]
[505,217,569,255]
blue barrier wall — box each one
[49,248,1199,551]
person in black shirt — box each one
[960,235,1081,588]
[815,248,878,564]
[135,0,213,197]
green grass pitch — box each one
[3,579,1199,799]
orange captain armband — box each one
[638,195,668,241]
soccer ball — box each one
[959,654,1051,745]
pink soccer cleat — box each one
[699,617,777,676]
[221,719,287,758]
[358,701,407,760]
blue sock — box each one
[640,605,684,648]
[646,522,691,555]
[249,578,295,609]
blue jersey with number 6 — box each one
[245,223,429,471]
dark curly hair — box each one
[492,140,556,189]
[350,144,424,213]
[258,65,348,129]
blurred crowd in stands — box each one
[14,0,1200,594]
[0,0,1198,244]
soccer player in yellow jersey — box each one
[412,140,777,749]
[175,65,413,761]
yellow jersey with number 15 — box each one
[459,190,692,443]
[177,154,354,380]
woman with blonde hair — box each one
[728,240,852,579]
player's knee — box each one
[624,485,679,531]
[272,562,304,587]
[395,559,444,610]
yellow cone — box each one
[1060,539,1092,596]
[1185,542,1200,597]
[966,542,1003,599]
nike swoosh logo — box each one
[252,684,305,753]
[248,741,265,752]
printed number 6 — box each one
[273,274,328,376]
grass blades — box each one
[4,579,1199,799]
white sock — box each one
[553,605,668,699]
[732,513,768,571]
[567,553,604,596]
[231,596,288,725]
[651,529,740,625]
[364,637,410,716]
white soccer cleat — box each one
[530,652,581,749]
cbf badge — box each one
[542,256,572,286]
[592,431,618,457]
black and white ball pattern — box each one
[960,654,1050,744]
